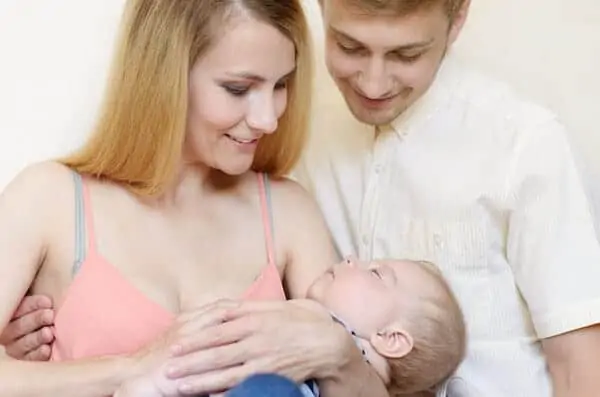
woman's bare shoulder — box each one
[1,161,76,223]
[3,161,74,200]
[266,175,317,210]
[266,175,332,250]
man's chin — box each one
[347,105,400,126]
[340,96,401,126]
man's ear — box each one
[448,0,471,45]
[370,323,414,359]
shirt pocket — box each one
[386,215,493,275]
[385,214,527,340]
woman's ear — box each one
[370,323,414,359]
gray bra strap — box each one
[72,172,86,277]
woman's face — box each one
[185,15,296,175]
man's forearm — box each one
[542,324,600,397]
[550,360,600,397]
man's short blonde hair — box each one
[343,0,466,20]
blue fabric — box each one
[226,374,306,397]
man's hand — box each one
[0,295,55,361]
[161,299,344,395]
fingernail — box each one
[179,383,192,393]
[42,310,54,323]
[169,344,183,356]
[165,366,179,378]
[40,327,53,341]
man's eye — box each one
[370,269,382,279]
[393,52,423,63]
[337,42,361,54]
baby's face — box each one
[307,257,435,337]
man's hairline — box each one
[319,0,454,20]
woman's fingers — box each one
[169,300,244,355]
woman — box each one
[0,0,385,396]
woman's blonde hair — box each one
[62,0,312,196]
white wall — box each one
[453,0,600,221]
[0,0,123,188]
[1,0,598,219]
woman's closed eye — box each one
[222,79,288,97]
[223,84,249,96]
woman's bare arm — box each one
[275,179,338,298]
[276,179,389,397]
[0,163,137,397]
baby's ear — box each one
[370,323,413,359]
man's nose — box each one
[357,58,390,99]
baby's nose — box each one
[343,255,359,268]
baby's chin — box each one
[305,275,328,302]
[305,282,319,300]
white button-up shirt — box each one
[294,53,600,396]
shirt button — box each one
[374,164,382,174]
[362,234,370,245]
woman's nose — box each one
[246,95,278,134]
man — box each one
[3,0,600,396]
[293,0,600,396]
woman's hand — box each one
[123,300,246,397]
[0,295,55,361]
[161,299,352,395]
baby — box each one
[299,256,466,397]
[116,257,465,397]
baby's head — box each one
[307,257,466,395]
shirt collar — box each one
[330,312,371,364]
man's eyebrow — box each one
[390,38,435,52]
[330,27,363,45]
[330,27,434,52]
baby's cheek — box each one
[329,294,378,329]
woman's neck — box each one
[152,162,244,208]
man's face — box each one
[322,0,460,126]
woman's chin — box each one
[216,160,254,176]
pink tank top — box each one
[50,173,285,361]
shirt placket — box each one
[358,128,392,260]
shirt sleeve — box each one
[506,117,600,339]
